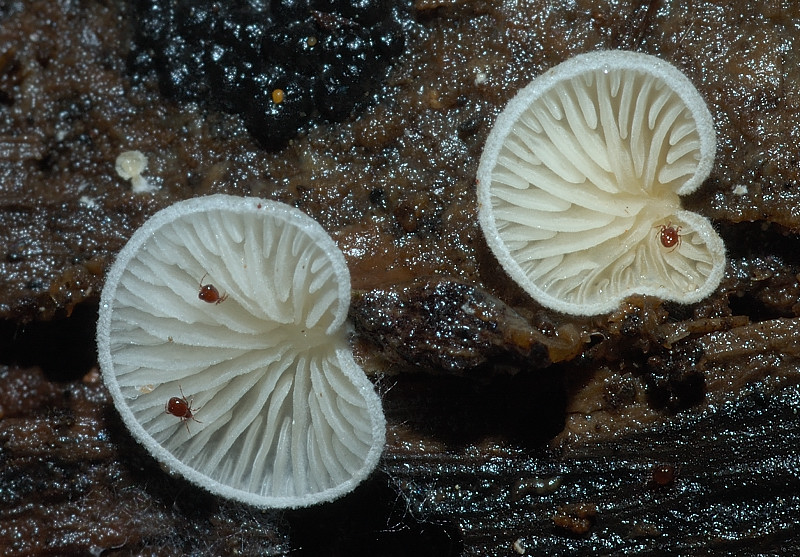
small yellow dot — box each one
[306,36,318,47]
[271,88,285,104]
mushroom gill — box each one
[96,195,385,508]
[477,50,725,316]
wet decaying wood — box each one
[2,0,800,555]
[351,278,584,373]
[383,378,800,555]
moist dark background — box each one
[2,1,800,555]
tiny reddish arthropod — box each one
[198,273,228,304]
[655,222,682,251]
[650,463,677,486]
[165,386,202,433]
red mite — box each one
[165,386,202,433]
[655,222,682,251]
[651,463,677,486]
[198,273,228,304]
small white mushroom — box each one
[96,195,385,508]
[115,150,155,193]
[477,50,725,315]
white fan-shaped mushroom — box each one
[96,195,385,508]
[477,50,725,315]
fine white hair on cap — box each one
[477,50,725,315]
[96,194,385,508]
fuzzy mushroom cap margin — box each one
[96,195,385,509]
[477,50,725,315]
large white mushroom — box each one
[477,50,725,315]
[96,195,385,508]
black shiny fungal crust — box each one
[128,0,409,149]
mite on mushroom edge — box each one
[198,273,228,304]
[655,222,682,251]
[165,386,202,433]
